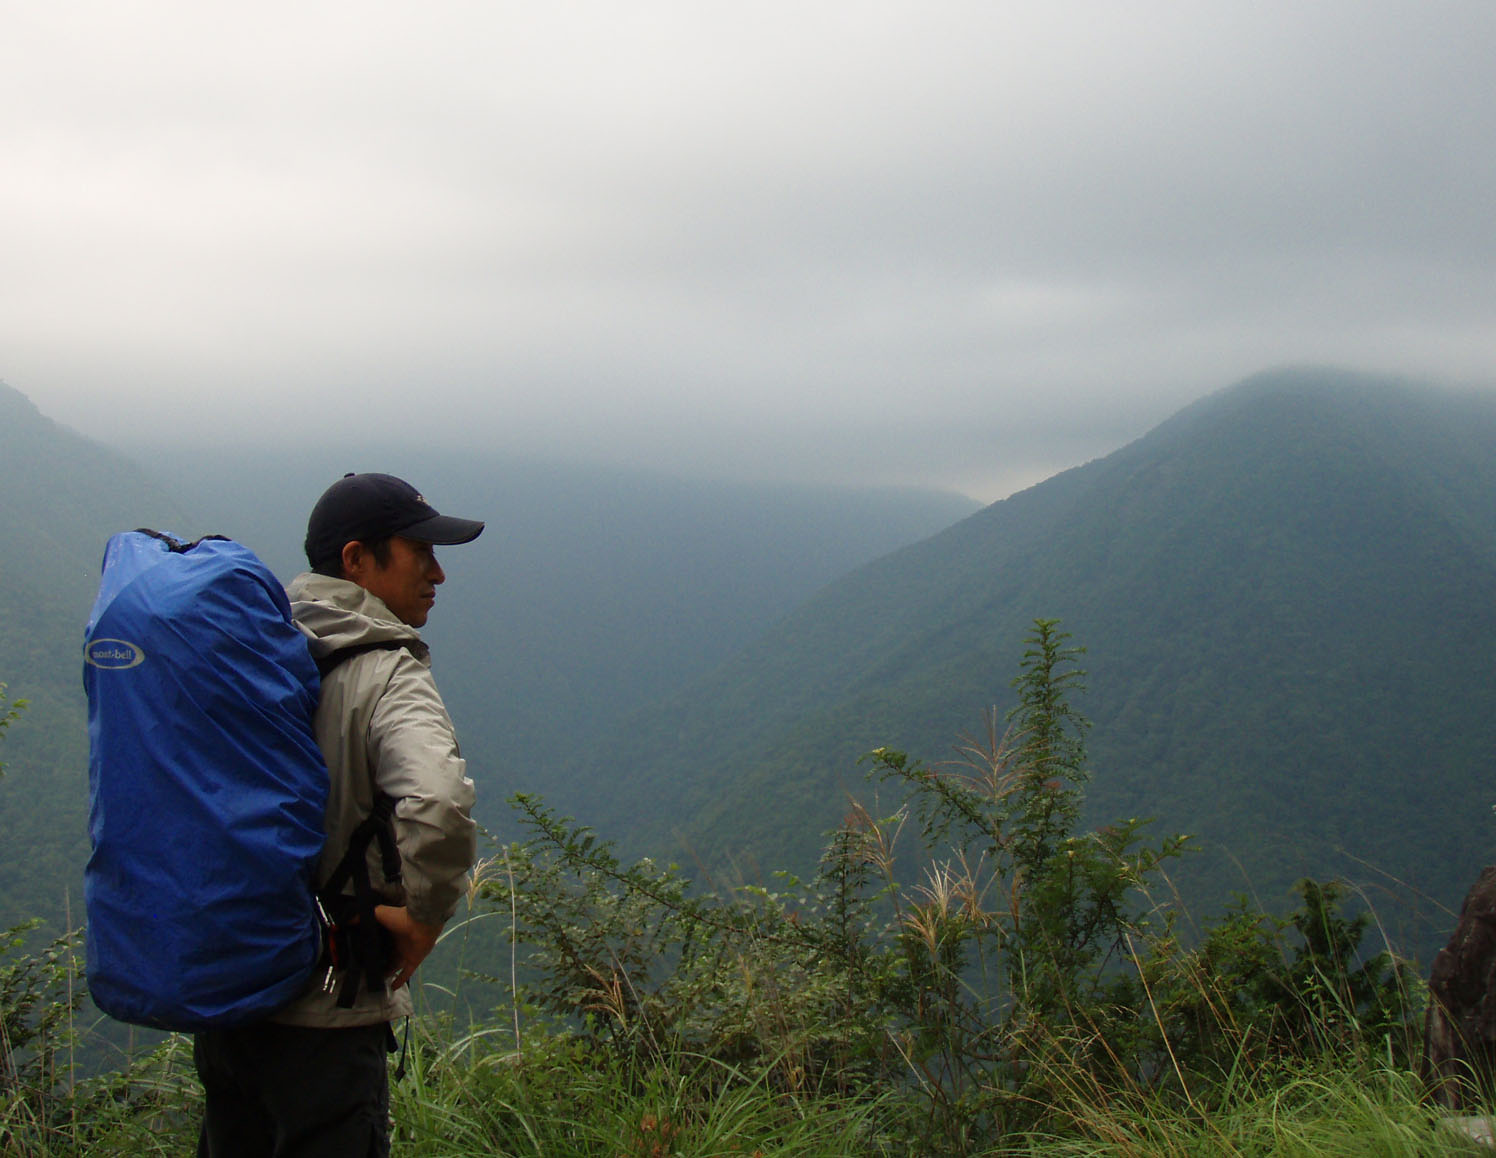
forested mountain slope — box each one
[0,384,188,929]
[132,446,979,820]
[0,380,976,925]
[8,367,1492,965]
[577,368,1496,956]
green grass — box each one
[1003,1062,1489,1157]
[390,1030,888,1156]
[4,1018,1485,1157]
[3,625,1479,1155]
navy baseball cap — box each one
[305,473,484,569]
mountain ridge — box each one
[573,368,1496,958]
[4,368,1492,965]
[0,377,979,925]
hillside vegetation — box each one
[132,445,978,803]
[0,387,187,931]
[0,379,974,930]
[4,367,1494,1151]
[3,624,1476,1156]
[5,367,1491,969]
[575,368,1496,965]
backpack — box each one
[82,530,396,1031]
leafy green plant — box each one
[473,620,1425,1155]
[0,624,1439,1155]
[0,921,85,1151]
[1139,878,1419,1092]
[854,621,1191,1147]
[1272,877,1417,1058]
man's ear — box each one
[340,540,366,581]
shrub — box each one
[477,621,1422,1155]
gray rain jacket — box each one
[273,572,478,1027]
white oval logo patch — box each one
[84,639,146,670]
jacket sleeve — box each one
[365,654,478,926]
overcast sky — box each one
[5,2,1494,501]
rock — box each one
[1423,866,1496,1110]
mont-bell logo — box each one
[84,638,145,670]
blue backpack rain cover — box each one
[83,531,329,1031]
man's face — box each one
[346,536,445,627]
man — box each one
[194,472,484,1158]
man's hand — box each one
[373,905,443,990]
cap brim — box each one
[399,514,485,545]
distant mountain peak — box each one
[0,378,47,424]
[577,367,1496,971]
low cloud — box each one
[4,1,1494,501]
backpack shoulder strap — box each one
[312,640,412,1007]
[315,639,410,679]
[319,793,403,1008]
[133,528,231,552]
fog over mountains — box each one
[0,379,974,928]
[2,367,1492,966]
[567,367,1496,958]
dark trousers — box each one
[194,1022,392,1158]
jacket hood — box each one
[285,572,428,661]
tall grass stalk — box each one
[0,624,1476,1154]
[391,1037,886,1157]
[1008,1060,1487,1157]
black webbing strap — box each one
[319,794,403,1008]
[134,528,231,553]
[314,641,411,1008]
[390,1016,411,1081]
[315,639,409,679]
